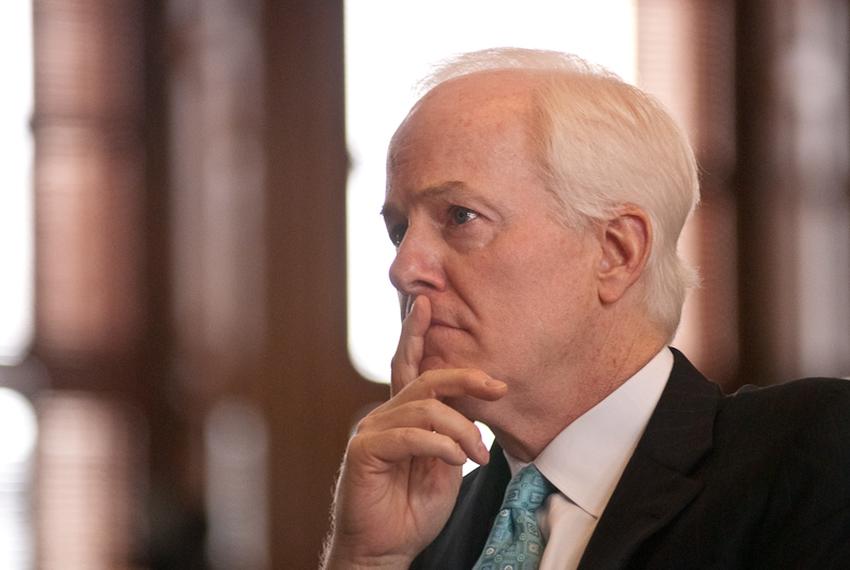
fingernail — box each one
[403,297,415,319]
[485,379,506,389]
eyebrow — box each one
[380,180,481,220]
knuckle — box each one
[345,432,367,456]
[394,427,416,448]
[351,417,369,436]
[415,372,438,397]
[361,412,375,427]
[353,411,379,434]
[410,398,439,418]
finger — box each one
[393,367,507,406]
[360,399,491,465]
[391,296,431,395]
[353,427,468,468]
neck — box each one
[490,316,667,462]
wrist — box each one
[321,537,413,570]
[322,550,411,570]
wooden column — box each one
[263,1,387,566]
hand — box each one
[323,297,507,569]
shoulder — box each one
[712,376,850,490]
[716,378,850,561]
[719,376,850,435]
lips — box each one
[422,311,471,368]
[430,317,455,328]
[401,295,468,333]
[428,315,469,335]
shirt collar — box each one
[504,347,673,518]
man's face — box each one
[382,74,601,419]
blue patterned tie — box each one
[473,464,555,570]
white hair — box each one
[418,48,700,336]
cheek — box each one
[475,232,596,323]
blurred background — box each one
[0,0,848,568]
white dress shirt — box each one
[503,347,673,570]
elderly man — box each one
[322,49,850,569]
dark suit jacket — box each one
[412,348,850,569]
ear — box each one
[596,206,652,305]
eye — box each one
[388,222,408,246]
[448,206,479,226]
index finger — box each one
[391,367,508,407]
[390,296,431,396]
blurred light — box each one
[0,388,38,464]
[205,399,270,570]
[0,388,37,570]
[345,0,637,383]
[36,392,143,570]
[0,0,33,365]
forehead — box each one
[386,72,543,197]
[390,71,537,153]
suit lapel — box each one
[578,348,721,569]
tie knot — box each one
[502,464,554,512]
[472,464,554,569]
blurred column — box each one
[33,0,146,369]
[32,0,148,568]
[263,1,388,566]
[785,1,850,377]
[167,0,270,567]
[736,0,850,383]
[638,0,739,388]
[168,0,267,383]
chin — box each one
[419,354,454,373]
[420,348,485,372]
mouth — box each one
[400,295,469,336]
[429,318,461,330]
[420,314,472,372]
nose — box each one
[388,225,446,302]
